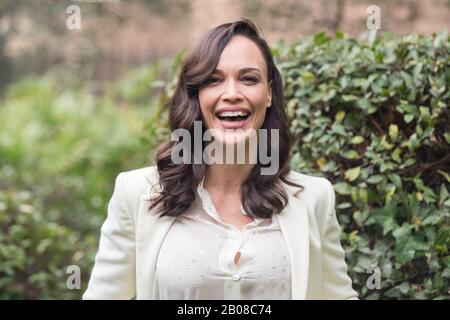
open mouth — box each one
[215,110,251,122]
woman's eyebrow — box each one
[238,67,261,74]
[213,67,262,75]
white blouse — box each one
[152,178,292,300]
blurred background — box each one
[1,0,450,89]
[0,0,449,299]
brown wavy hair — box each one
[149,18,303,219]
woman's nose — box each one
[222,79,242,102]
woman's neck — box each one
[203,163,254,194]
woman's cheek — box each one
[248,86,269,106]
[199,95,215,127]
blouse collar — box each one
[196,176,266,227]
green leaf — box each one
[435,228,450,250]
[389,124,398,140]
[422,215,441,226]
[333,182,353,195]
[444,132,450,144]
[442,267,450,278]
[335,110,346,122]
[404,114,415,123]
[398,282,410,294]
[337,202,352,209]
[383,217,398,235]
[335,31,344,39]
[353,210,369,227]
[439,184,449,206]
[345,167,361,182]
[393,224,415,263]
[437,170,450,183]
[387,173,402,188]
[302,71,315,81]
[343,150,359,159]
[385,185,396,205]
[367,175,384,184]
[357,98,377,114]
[350,136,364,144]
[342,94,358,102]
[400,71,414,90]
[314,32,330,45]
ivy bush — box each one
[0,187,95,299]
[274,31,450,299]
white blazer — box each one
[83,166,358,300]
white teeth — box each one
[217,111,249,117]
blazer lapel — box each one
[276,186,310,300]
[135,178,175,299]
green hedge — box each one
[0,188,95,299]
[0,66,167,299]
[274,31,449,299]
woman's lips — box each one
[216,116,250,129]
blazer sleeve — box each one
[82,173,136,299]
[321,180,359,300]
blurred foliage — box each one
[0,62,171,298]
[0,188,95,299]
[1,30,449,299]
[274,31,450,299]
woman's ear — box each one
[267,80,272,108]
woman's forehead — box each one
[215,35,268,75]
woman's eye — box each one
[206,77,221,85]
[242,76,258,84]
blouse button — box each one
[232,274,241,281]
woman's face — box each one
[198,35,272,145]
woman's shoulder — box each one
[113,165,158,210]
[118,165,158,186]
[285,169,335,219]
[286,169,334,195]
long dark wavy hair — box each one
[149,18,303,219]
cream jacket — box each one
[82,166,358,300]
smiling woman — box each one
[152,19,296,221]
[83,19,358,300]
[198,36,272,135]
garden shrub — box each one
[0,187,96,299]
[0,68,166,298]
[274,31,449,299]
